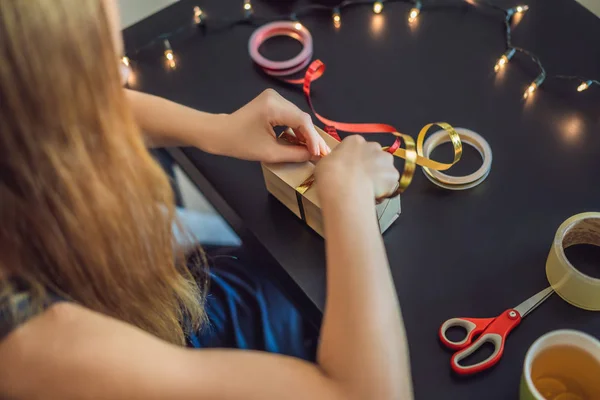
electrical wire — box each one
[123,0,599,95]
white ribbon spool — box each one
[421,127,492,190]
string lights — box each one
[333,7,341,28]
[577,81,591,92]
[193,6,204,25]
[560,77,599,92]
[120,56,134,86]
[577,80,592,92]
[494,48,516,72]
[511,4,529,15]
[490,0,594,96]
[243,0,253,18]
[523,73,545,99]
[163,39,176,69]
[408,1,421,23]
[122,1,598,100]
[289,12,303,31]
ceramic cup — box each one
[520,330,600,400]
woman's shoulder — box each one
[0,301,189,399]
[0,302,108,398]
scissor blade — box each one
[514,287,554,318]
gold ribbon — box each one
[296,175,314,196]
[284,122,462,199]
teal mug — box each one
[520,330,600,400]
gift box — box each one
[262,126,401,237]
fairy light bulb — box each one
[515,5,529,13]
[373,1,384,14]
[164,40,175,61]
[333,8,341,28]
[120,56,134,87]
[523,74,545,99]
[244,0,253,16]
[523,83,536,99]
[408,8,419,22]
[193,6,204,25]
[408,2,422,23]
[508,4,529,20]
[493,48,516,72]
[163,39,176,69]
[494,56,507,72]
[577,80,592,92]
[289,13,302,30]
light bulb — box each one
[294,22,303,30]
[577,80,592,92]
[333,9,341,28]
[193,6,204,24]
[243,1,253,17]
[523,82,536,99]
[163,40,176,69]
[121,56,130,67]
[408,8,420,22]
[523,73,545,99]
[494,56,507,72]
[373,1,383,14]
[515,5,529,13]
[493,48,516,73]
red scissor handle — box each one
[447,309,522,375]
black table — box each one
[124,1,600,398]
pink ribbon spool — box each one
[248,21,314,79]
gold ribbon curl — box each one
[387,122,462,197]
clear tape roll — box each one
[421,128,492,190]
[546,212,600,311]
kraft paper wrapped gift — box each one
[261,127,401,237]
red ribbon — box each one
[301,60,401,152]
[248,23,402,150]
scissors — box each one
[439,286,554,375]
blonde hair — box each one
[0,0,206,345]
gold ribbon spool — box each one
[546,212,600,311]
[289,122,463,198]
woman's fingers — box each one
[291,128,331,157]
[319,138,331,156]
[265,90,331,157]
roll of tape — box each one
[547,212,600,311]
[421,128,492,190]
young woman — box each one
[0,0,413,399]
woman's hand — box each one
[126,89,329,162]
[208,89,331,163]
[315,135,399,202]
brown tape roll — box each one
[546,213,600,311]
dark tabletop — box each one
[124,1,600,398]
